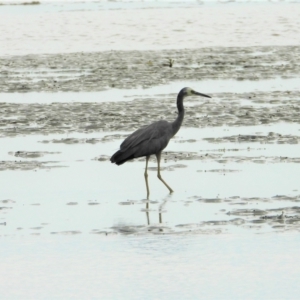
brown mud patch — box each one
[0,2,40,5]
[0,199,15,218]
[222,206,300,232]
[111,209,300,235]
[8,150,60,158]
[104,195,300,235]
[1,46,300,138]
[0,160,67,171]
[39,134,128,144]
[0,46,299,92]
[110,223,221,235]
[51,231,82,235]
[204,133,300,144]
[194,194,300,204]
[1,90,300,137]
[95,150,300,165]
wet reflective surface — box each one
[1,1,300,56]
[2,124,300,235]
[1,234,300,299]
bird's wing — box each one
[120,120,172,151]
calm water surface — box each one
[1,233,300,299]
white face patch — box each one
[185,87,193,96]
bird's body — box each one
[111,120,176,165]
[110,87,211,198]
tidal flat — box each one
[1,46,300,93]
[1,45,300,235]
[1,2,300,299]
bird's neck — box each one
[171,94,185,137]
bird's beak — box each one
[193,90,211,98]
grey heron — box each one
[110,87,211,198]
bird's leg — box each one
[159,211,162,224]
[144,156,150,200]
[156,152,174,194]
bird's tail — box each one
[110,149,135,165]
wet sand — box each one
[1,46,300,92]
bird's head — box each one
[180,87,211,98]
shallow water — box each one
[1,233,300,300]
[2,123,300,237]
[1,2,300,55]
[1,76,300,103]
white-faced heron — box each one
[110,87,211,198]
